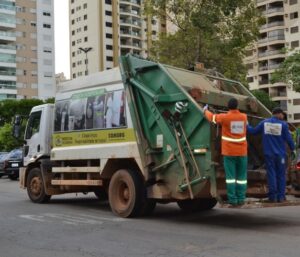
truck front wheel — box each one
[26,168,51,203]
[108,169,144,218]
[177,198,217,212]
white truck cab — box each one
[23,104,54,167]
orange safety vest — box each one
[205,109,247,156]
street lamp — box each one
[79,47,92,76]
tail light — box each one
[296,161,300,170]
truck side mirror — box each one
[12,115,22,138]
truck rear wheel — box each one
[26,168,51,203]
[177,198,217,212]
[108,169,144,218]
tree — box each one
[0,99,50,151]
[0,123,24,151]
[251,90,278,111]
[0,99,44,126]
[144,0,263,81]
[271,51,300,92]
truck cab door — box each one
[24,110,42,166]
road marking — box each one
[19,215,46,222]
[18,212,127,226]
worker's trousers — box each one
[264,155,286,202]
[223,156,248,205]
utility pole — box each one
[79,47,92,75]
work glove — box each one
[291,150,297,161]
[175,101,188,113]
[203,104,208,112]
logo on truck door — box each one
[53,89,135,147]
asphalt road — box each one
[1,178,300,257]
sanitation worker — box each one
[204,98,248,206]
[247,107,296,203]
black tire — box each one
[26,168,51,203]
[177,198,217,212]
[9,174,18,181]
[94,188,108,201]
[108,169,145,218]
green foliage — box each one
[251,90,278,111]
[0,98,51,151]
[0,99,44,126]
[0,123,24,151]
[144,0,263,81]
[271,51,300,92]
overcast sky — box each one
[54,0,70,79]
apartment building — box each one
[0,0,55,100]
[246,0,300,124]
[69,0,166,79]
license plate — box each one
[11,163,19,167]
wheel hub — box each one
[30,176,42,196]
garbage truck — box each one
[16,55,300,217]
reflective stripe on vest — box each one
[236,180,247,185]
[226,179,236,184]
[222,136,246,143]
[212,115,216,124]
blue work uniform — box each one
[247,117,295,201]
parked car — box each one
[0,149,23,180]
[0,153,8,178]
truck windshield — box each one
[25,111,42,139]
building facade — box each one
[69,0,166,79]
[246,0,300,124]
[0,0,55,100]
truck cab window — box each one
[25,111,42,139]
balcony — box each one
[0,4,15,15]
[264,7,284,15]
[258,49,284,57]
[259,79,270,85]
[120,0,141,5]
[258,34,285,44]
[0,31,16,42]
[260,21,284,30]
[269,63,281,70]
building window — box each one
[30,21,36,27]
[72,41,75,46]
[84,14,87,20]
[293,99,300,105]
[72,52,75,57]
[291,40,299,48]
[72,19,75,25]
[106,33,113,39]
[290,12,298,19]
[290,0,298,4]
[43,11,51,16]
[294,113,300,120]
[73,73,76,79]
[83,3,87,9]
[72,30,75,35]
[106,22,112,27]
[72,63,76,68]
[43,24,51,28]
[84,37,88,42]
[71,0,74,3]
[106,45,113,50]
[291,26,299,33]
[105,0,112,4]
[71,9,74,14]
[43,47,52,53]
[106,56,113,62]
[84,26,88,31]
[105,10,112,16]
